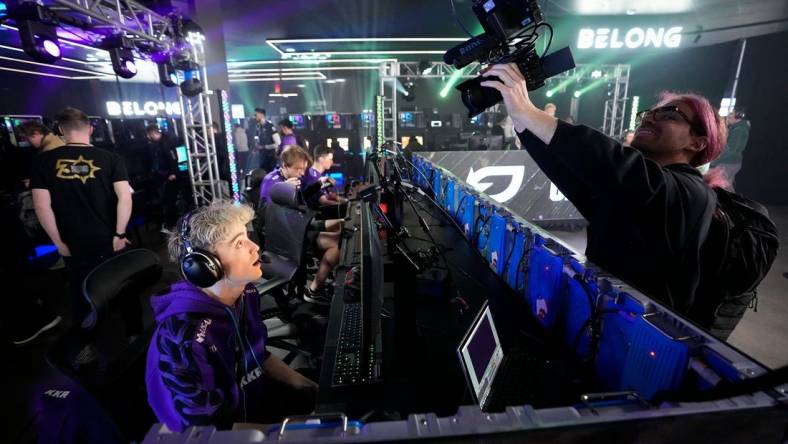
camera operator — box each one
[481,63,727,315]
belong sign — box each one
[106,101,182,117]
[577,27,683,49]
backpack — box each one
[692,188,779,340]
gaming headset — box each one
[179,211,224,288]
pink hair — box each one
[656,91,730,189]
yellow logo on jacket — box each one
[55,155,101,184]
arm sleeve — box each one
[516,124,595,218]
[111,154,130,182]
[519,120,671,209]
[156,317,234,429]
[29,157,48,190]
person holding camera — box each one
[480,63,726,316]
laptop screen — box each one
[458,303,504,407]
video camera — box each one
[443,0,575,117]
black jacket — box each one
[518,121,716,313]
[151,135,180,178]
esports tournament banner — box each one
[417,151,585,227]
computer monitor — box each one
[176,145,188,171]
[401,136,423,147]
[327,172,345,190]
[363,138,373,151]
[399,112,415,128]
[457,302,504,407]
[290,114,306,129]
[231,104,245,120]
[469,114,483,127]
[335,137,349,150]
[89,117,113,145]
[3,116,44,147]
[361,112,375,128]
[325,113,342,129]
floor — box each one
[549,205,788,370]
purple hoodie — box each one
[145,281,268,432]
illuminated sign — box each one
[106,101,182,117]
[577,27,683,49]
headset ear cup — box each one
[181,249,224,288]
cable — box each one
[449,0,474,38]
[537,23,554,57]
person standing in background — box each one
[254,109,279,173]
[232,123,249,174]
[711,107,750,191]
[32,107,132,323]
[278,119,297,155]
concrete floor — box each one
[549,205,788,370]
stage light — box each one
[440,67,466,98]
[546,89,555,98]
[573,90,582,98]
[180,68,203,97]
[155,54,178,87]
[8,2,61,63]
[103,35,137,79]
[419,60,433,76]
[591,69,602,79]
[402,79,416,102]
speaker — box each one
[179,212,224,287]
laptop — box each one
[457,302,556,411]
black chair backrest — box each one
[264,182,314,266]
[82,249,162,330]
[244,168,268,209]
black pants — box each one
[260,149,277,173]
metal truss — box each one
[601,65,631,138]
[378,61,480,145]
[27,1,222,206]
[176,33,221,207]
[36,0,175,50]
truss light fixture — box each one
[154,52,178,87]
[103,34,137,79]
[9,2,61,63]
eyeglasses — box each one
[636,105,704,135]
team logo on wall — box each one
[466,165,525,203]
[55,156,101,184]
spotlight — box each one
[546,90,555,98]
[591,69,603,79]
[154,52,178,87]
[8,2,61,63]
[573,90,582,98]
[402,79,416,102]
[418,60,433,76]
[180,67,203,97]
[103,35,137,79]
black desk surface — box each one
[316,188,565,419]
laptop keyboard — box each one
[489,353,546,409]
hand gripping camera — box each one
[443,0,576,117]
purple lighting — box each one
[41,39,60,58]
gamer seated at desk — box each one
[145,202,317,431]
[259,146,344,304]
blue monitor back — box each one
[486,212,508,276]
[525,244,565,329]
